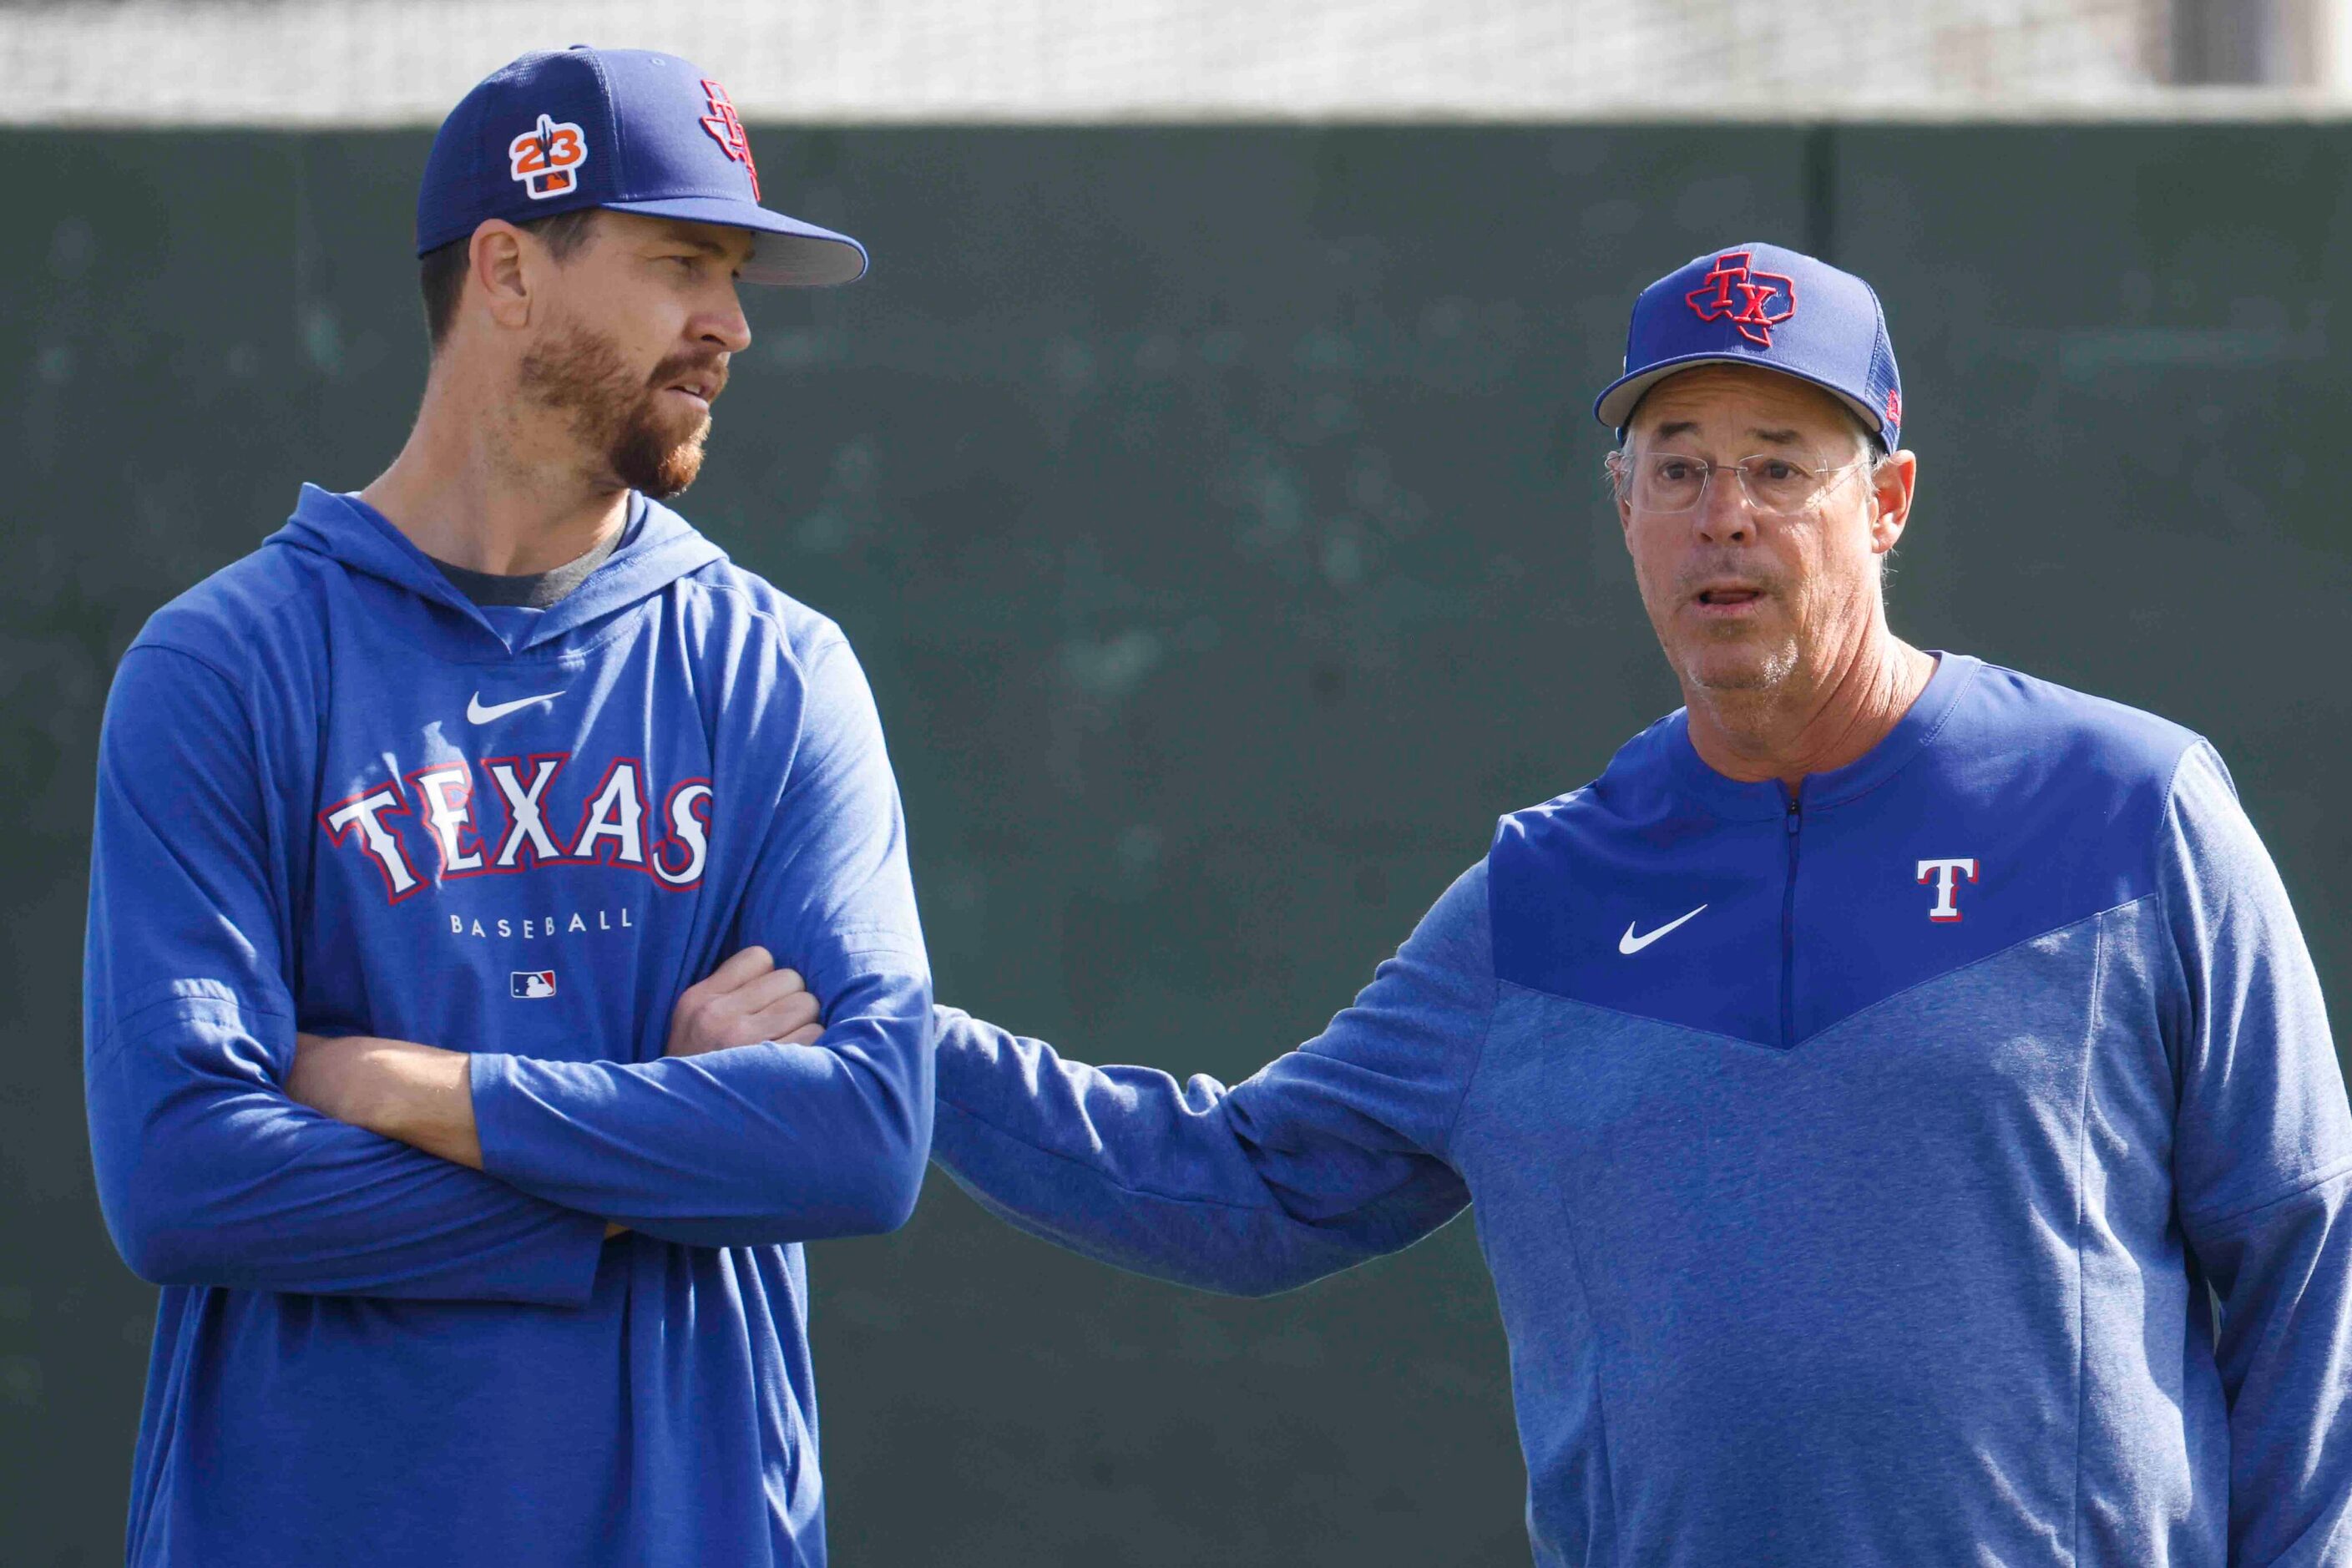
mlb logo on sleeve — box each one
[511,970,558,999]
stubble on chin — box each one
[613,406,708,499]
[517,321,711,500]
[1681,644,1798,694]
[1668,613,1802,696]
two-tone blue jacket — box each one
[933,653,2352,1565]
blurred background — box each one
[6,2,2351,1564]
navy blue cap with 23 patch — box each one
[1594,242,1901,449]
[416,45,867,287]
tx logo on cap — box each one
[508,113,589,200]
[1686,250,1798,347]
[698,79,760,200]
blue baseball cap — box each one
[416,46,867,287]
[1594,242,1901,449]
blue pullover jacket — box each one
[933,654,2352,1566]
[84,484,932,1566]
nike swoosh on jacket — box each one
[930,654,2352,1568]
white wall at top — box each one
[0,0,2344,125]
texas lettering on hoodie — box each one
[83,484,933,1566]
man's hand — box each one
[286,1034,483,1170]
[665,946,824,1058]
[284,949,819,1234]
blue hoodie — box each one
[933,654,2352,1566]
[84,484,932,1566]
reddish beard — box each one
[518,321,722,499]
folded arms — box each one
[84,636,931,1302]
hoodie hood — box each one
[266,483,728,655]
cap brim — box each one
[603,195,868,286]
[1594,352,1884,442]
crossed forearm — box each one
[286,1034,483,1168]
[287,1035,635,1238]
[282,949,824,1243]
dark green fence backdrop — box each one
[5,123,2349,1565]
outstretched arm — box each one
[2160,743,2352,1562]
[84,645,608,1304]
[932,861,1495,1297]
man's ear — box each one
[468,221,534,331]
[1609,448,1636,546]
[1869,450,1919,555]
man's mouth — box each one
[1689,581,1770,616]
[657,365,726,408]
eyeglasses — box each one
[1610,450,1874,518]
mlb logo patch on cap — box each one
[512,970,557,999]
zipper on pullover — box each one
[1780,785,1802,1049]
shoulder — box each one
[665,559,888,756]
[1940,658,2204,797]
[621,495,851,670]
[1413,857,1494,953]
[1914,659,2218,917]
[104,546,328,768]
[124,542,330,692]
[1491,781,1602,868]
[1490,710,1682,864]
[672,556,851,672]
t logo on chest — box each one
[1916,857,1979,923]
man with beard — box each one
[908,246,2352,1562]
[82,48,929,1566]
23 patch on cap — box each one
[508,114,588,200]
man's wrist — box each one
[368,1041,484,1170]
[291,1034,483,1171]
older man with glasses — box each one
[889,243,2352,1563]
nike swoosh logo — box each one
[1619,903,1708,955]
[466,690,566,726]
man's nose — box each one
[1692,470,1755,544]
[700,291,752,354]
